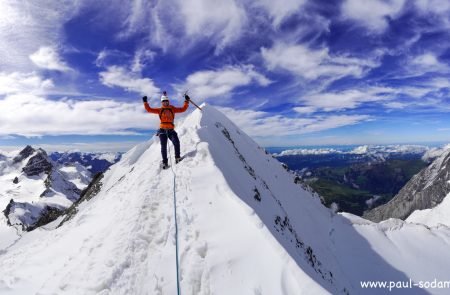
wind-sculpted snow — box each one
[0,105,450,294]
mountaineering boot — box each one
[175,157,183,164]
[161,161,169,170]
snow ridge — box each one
[1,105,450,294]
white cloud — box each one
[95,49,133,68]
[410,53,449,74]
[414,0,450,17]
[426,77,450,89]
[118,0,248,53]
[177,0,247,52]
[341,0,406,32]
[217,106,371,137]
[252,0,307,27]
[261,43,379,82]
[0,94,160,136]
[176,65,271,99]
[99,66,160,95]
[29,46,72,72]
[299,81,449,113]
[384,101,407,109]
[302,88,389,112]
[293,106,317,114]
[95,50,112,67]
[0,1,81,72]
[0,72,54,95]
[131,49,156,73]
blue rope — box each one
[173,171,181,295]
[165,130,181,295]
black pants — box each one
[159,129,180,164]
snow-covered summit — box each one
[1,105,450,294]
[0,146,90,233]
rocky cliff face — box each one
[12,145,35,163]
[22,149,53,176]
[363,149,450,222]
[2,146,90,231]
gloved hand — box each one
[184,94,190,102]
[142,96,148,103]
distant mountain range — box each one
[272,144,450,216]
[0,146,91,232]
[275,144,430,157]
[364,147,450,222]
[0,147,122,232]
[50,151,122,174]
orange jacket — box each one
[144,101,189,129]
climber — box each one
[142,91,190,169]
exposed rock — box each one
[2,146,91,232]
[13,145,35,163]
[3,199,14,226]
[58,172,104,227]
[27,206,65,232]
[253,187,261,202]
[39,170,81,201]
[364,149,450,222]
[3,199,64,231]
[22,149,53,176]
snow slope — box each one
[0,147,90,235]
[1,105,450,294]
[407,192,450,227]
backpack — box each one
[159,107,175,124]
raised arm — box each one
[142,96,160,114]
[172,99,189,113]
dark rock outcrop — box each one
[3,199,15,226]
[3,199,64,231]
[13,176,19,184]
[364,149,450,222]
[22,149,53,176]
[13,145,35,163]
[58,172,104,227]
[27,206,65,231]
[39,171,81,201]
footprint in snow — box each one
[195,242,208,259]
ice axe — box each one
[184,90,202,111]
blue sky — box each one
[1,0,450,152]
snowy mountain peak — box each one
[2,106,450,294]
[364,147,450,222]
[12,145,36,163]
[22,149,52,176]
[1,145,89,232]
